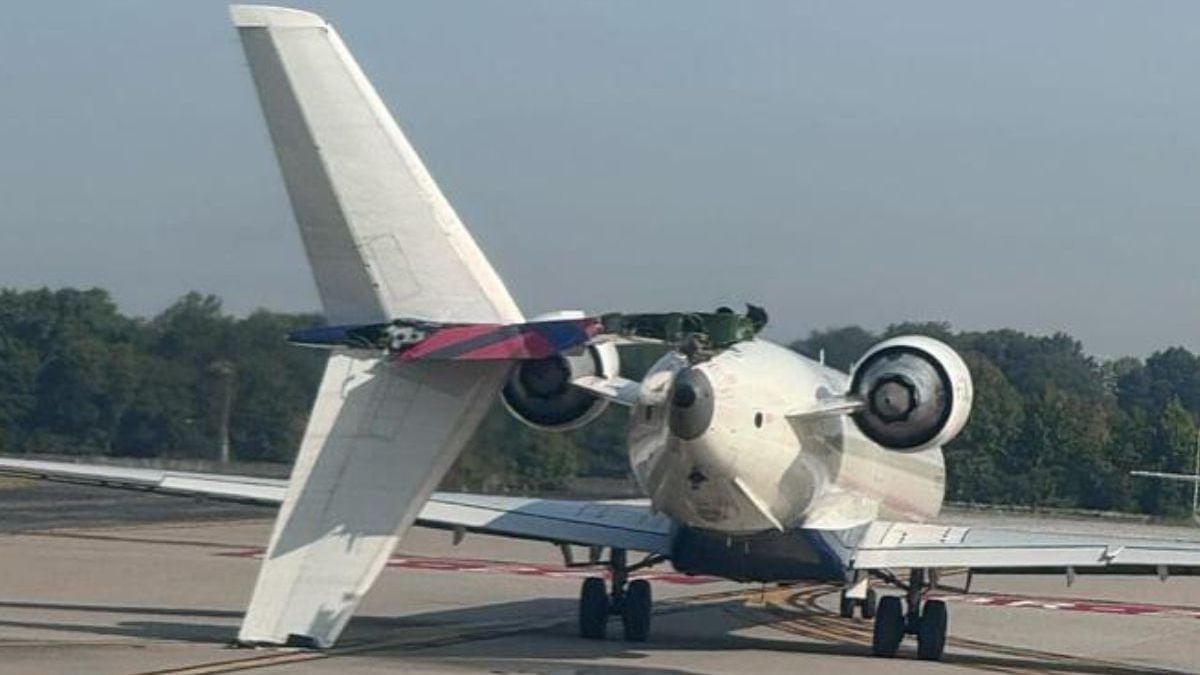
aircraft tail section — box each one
[232,5,521,326]
[231,5,520,647]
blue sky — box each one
[1,1,1198,356]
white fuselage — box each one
[628,339,945,534]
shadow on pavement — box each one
[0,595,1186,675]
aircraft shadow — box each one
[0,595,1186,675]
[345,599,1193,675]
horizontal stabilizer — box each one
[289,306,774,362]
[289,317,603,361]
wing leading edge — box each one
[0,457,673,556]
[12,454,1200,573]
[10,456,1200,579]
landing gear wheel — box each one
[862,587,878,619]
[838,590,856,619]
[579,576,609,639]
[871,595,904,658]
[622,579,652,641]
[916,599,948,661]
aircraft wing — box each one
[843,520,1200,570]
[0,457,673,555]
[0,457,288,503]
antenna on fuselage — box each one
[819,348,826,366]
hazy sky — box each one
[1,1,1198,357]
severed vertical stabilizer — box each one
[230,4,521,647]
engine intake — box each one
[848,336,972,452]
[501,342,618,432]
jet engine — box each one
[501,342,618,432]
[847,335,972,452]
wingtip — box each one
[229,4,328,29]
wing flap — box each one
[421,494,672,554]
[848,520,1200,570]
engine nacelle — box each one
[848,335,972,452]
[501,342,618,432]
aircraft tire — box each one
[579,577,609,639]
[862,587,878,619]
[838,591,855,619]
[871,595,904,657]
[916,599,948,661]
[622,579,652,642]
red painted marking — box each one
[459,331,550,360]
[397,319,603,362]
[397,323,501,360]
[934,591,1200,620]
[216,548,719,585]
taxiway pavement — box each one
[2,481,1199,674]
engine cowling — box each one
[501,342,618,432]
[847,335,972,452]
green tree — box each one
[225,310,323,462]
[1118,348,1200,418]
[450,404,581,493]
[0,335,38,450]
[961,330,1106,405]
[1135,398,1198,516]
[883,321,956,344]
[943,352,1023,503]
[790,326,877,371]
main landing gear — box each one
[871,569,948,661]
[838,584,877,619]
[578,548,660,642]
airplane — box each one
[5,4,1200,663]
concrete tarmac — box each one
[2,482,1200,674]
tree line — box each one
[0,288,1197,515]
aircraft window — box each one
[754,412,764,428]
[645,406,654,421]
